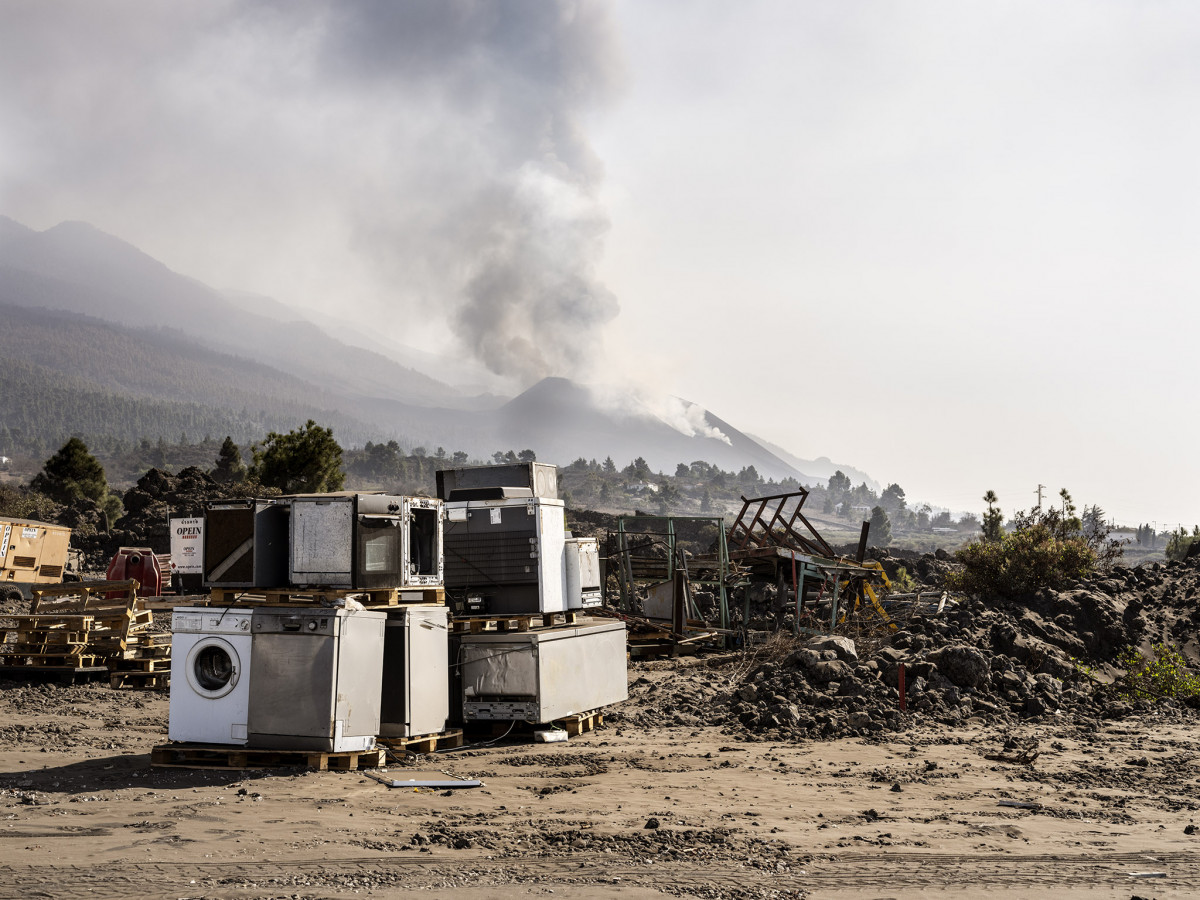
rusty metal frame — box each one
[605,515,732,644]
[728,490,835,558]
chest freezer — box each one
[458,619,627,723]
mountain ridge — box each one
[0,215,874,487]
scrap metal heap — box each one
[603,488,902,655]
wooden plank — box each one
[140,596,210,610]
[109,670,170,690]
[205,587,444,608]
[1,654,105,667]
[151,743,385,771]
[0,664,110,684]
[31,579,139,598]
[4,615,97,628]
[558,711,604,737]
[377,730,465,755]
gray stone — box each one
[806,635,858,663]
[736,684,759,703]
[929,645,990,689]
[808,659,854,683]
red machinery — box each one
[106,547,163,598]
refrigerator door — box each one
[406,607,449,736]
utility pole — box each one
[1035,484,1045,509]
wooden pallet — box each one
[0,652,106,667]
[30,580,140,610]
[109,669,169,690]
[465,709,605,738]
[377,729,465,755]
[206,586,445,608]
[559,710,603,736]
[109,630,172,684]
[451,611,579,634]
[2,583,153,672]
[115,656,171,672]
[151,743,386,771]
[0,664,110,684]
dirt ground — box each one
[2,662,1199,900]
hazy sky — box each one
[1,1,1197,527]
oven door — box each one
[356,516,403,589]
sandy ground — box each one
[1,663,1199,900]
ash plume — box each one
[0,0,623,385]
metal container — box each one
[564,537,601,610]
[379,605,449,738]
[203,499,289,589]
[436,462,558,501]
[0,517,73,600]
[289,494,443,590]
[442,497,565,615]
[458,619,628,722]
[247,608,386,752]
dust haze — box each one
[0,0,623,386]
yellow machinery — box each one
[836,559,898,632]
[0,518,73,603]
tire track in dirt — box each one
[4,851,1200,899]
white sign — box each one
[169,517,204,574]
[21,527,38,539]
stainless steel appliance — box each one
[247,608,385,752]
[289,493,443,590]
[436,462,558,501]
[442,496,566,615]
[458,619,627,722]
[203,499,289,588]
[564,537,601,610]
[379,605,449,738]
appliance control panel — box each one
[253,614,333,634]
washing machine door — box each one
[185,636,242,699]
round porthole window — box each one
[192,642,237,693]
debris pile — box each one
[618,557,1200,742]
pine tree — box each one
[212,436,247,483]
[251,420,344,493]
[869,506,892,547]
[31,437,108,504]
[982,490,1003,543]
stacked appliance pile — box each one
[166,465,626,759]
[170,492,448,752]
[438,463,626,727]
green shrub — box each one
[1115,643,1200,702]
[890,567,918,593]
[1165,526,1200,562]
[945,523,1096,598]
[945,490,1122,599]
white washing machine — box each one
[168,606,254,745]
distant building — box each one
[627,482,660,494]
